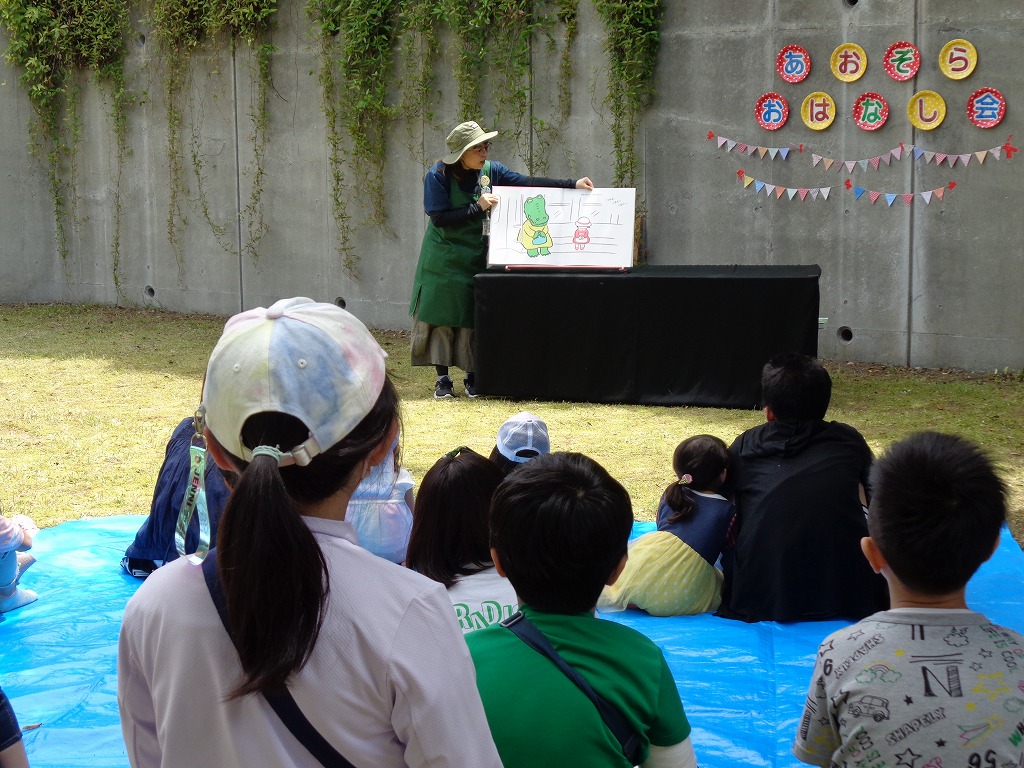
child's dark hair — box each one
[761,352,832,422]
[405,447,504,588]
[489,452,633,614]
[663,435,729,524]
[868,431,1006,595]
[215,377,399,700]
[488,445,520,477]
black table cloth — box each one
[474,264,820,408]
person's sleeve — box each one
[388,587,502,767]
[646,653,691,748]
[118,602,162,768]
[791,642,840,766]
[0,517,24,553]
[429,204,484,227]
[394,466,415,494]
[424,165,484,227]
[491,161,575,189]
[642,736,698,768]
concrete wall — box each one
[0,0,1021,370]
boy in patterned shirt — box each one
[793,431,1024,768]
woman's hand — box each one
[575,177,595,191]
[478,193,499,211]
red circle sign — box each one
[883,41,921,81]
[776,45,811,84]
[755,92,789,130]
[853,92,889,131]
[967,87,1006,128]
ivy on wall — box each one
[2,0,660,283]
[594,0,660,188]
[151,0,277,281]
[0,0,130,291]
[308,0,401,275]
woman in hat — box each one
[118,298,502,768]
[409,120,593,400]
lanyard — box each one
[174,406,212,564]
[478,160,492,236]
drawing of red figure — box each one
[573,217,591,250]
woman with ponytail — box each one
[118,298,501,768]
[598,435,735,617]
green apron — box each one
[409,161,489,329]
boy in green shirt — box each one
[466,452,698,767]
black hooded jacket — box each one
[717,419,888,623]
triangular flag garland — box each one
[734,169,957,206]
[734,169,832,201]
[844,178,958,206]
[713,126,1004,208]
[706,130,1017,171]
[706,131,795,162]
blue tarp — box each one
[4,516,1023,768]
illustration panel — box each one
[487,186,636,268]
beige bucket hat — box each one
[442,121,499,165]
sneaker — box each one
[121,556,161,579]
[434,376,456,399]
[0,587,38,613]
[463,376,479,398]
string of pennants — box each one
[708,130,1018,170]
[717,129,1017,205]
[736,168,958,206]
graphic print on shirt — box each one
[452,599,516,632]
[799,619,1024,768]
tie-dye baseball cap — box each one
[202,297,387,466]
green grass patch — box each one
[2,304,1021,549]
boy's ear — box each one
[861,536,887,574]
[491,547,506,578]
[763,406,776,423]
[606,554,628,587]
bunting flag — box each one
[706,131,794,162]
[734,169,832,201]
[845,178,957,205]
[807,141,1008,171]
[707,130,1014,170]
[734,167,957,206]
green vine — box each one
[0,0,129,279]
[151,0,277,278]
[240,42,274,262]
[307,0,400,275]
[307,18,356,274]
[394,0,438,164]
[434,0,541,163]
[1,0,658,286]
[593,0,661,187]
[531,0,577,173]
[226,1,277,263]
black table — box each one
[474,264,820,408]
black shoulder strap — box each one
[500,610,644,765]
[202,551,357,768]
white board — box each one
[487,186,636,268]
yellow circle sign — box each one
[939,39,978,80]
[801,92,836,130]
[907,91,946,130]
[830,43,867,82]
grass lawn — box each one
[2,303,1021,548]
